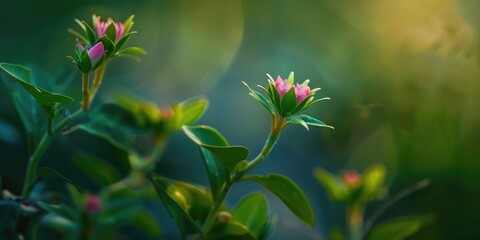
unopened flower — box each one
[275,76,293,99]
[294,82,311,104]
[87,42,105,66]
[95,16,125,42]
[84,194,102,213]
[342,170,361,187]
[217,211,232,223]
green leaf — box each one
[367,215,433,240]
[173,181,214,223]
[242,174,315,226]
[123,15,135,34]
[203,145,249,172]
[290,115,334,130]
[73,153,122,186]
[115,47,146,60]
[40,214,78,234]
[330,227,347,240]
[68,28,88,44]
[206,221,256,240]
[114,32,134,51]
[36,167,82,193]
[280,88,297,116]
[105,22,117,43]
[80,50,92,72]
[173,96,209,130]
[100,198,142,226]
[182,125,228,199]
[242,82,275,114]
[131,208,162,238]
[151,174,201,235]
[268,84,282,113]
[37,202,77,221]
[0,63,74,118]
[82,21,97,44]
[362,165,386,199]
[313,168,349,202]
[232,192,268,237]
[97,36,115,58]
[79,120,134,152]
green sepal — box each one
[115,47,147,61]
[123,15,135,34]
[105,22,117,43]
[81,21,97,45]
[242,81,275,114]
[114,32,135,52]
[172,96,209,131]
[287,115,334,131]
[96,36,115,58]
[80,50,92,73]
[280,87,297,116]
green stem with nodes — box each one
[89,61,107,101]
[81,73,90,111]
[200,115,286,236]
[21,109,84,198]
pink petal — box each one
[88,42,104,66]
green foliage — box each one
[241,174,315,226]
[151,174,201,236]
[36,167,82,193]
[313,167,349,202]
[367,215,433,240]
[0,63,73,119]
[72,154,122,186]
[206,221,256,240]
[287,115,334,131]
[232,193,268,238]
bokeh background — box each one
[1,0,480,239]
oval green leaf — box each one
[36,167,82,193]
[232,192,268,237]
[367,214,433,240]
[313,167,349,202]
[242,174,315,226]
[206,221,256,240]
[151,174,200,235]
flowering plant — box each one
[0,12,430,240]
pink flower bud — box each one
[294,83,311,104]
[84,194,102,213]
[161,106,174,120]
[95,16,125,42]
[87,42,104,66]
[217,211,232,223]
[114,22,125,40]
[274,76,293,99]
[342,170,361,187]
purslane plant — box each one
[0,12,346,240]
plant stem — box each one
[200,116,284,236]
[347,203,364,240]
[82,73,90,111]
[89,62,107,101]
[21,109,83,198]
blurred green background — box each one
[1,0,480,239]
